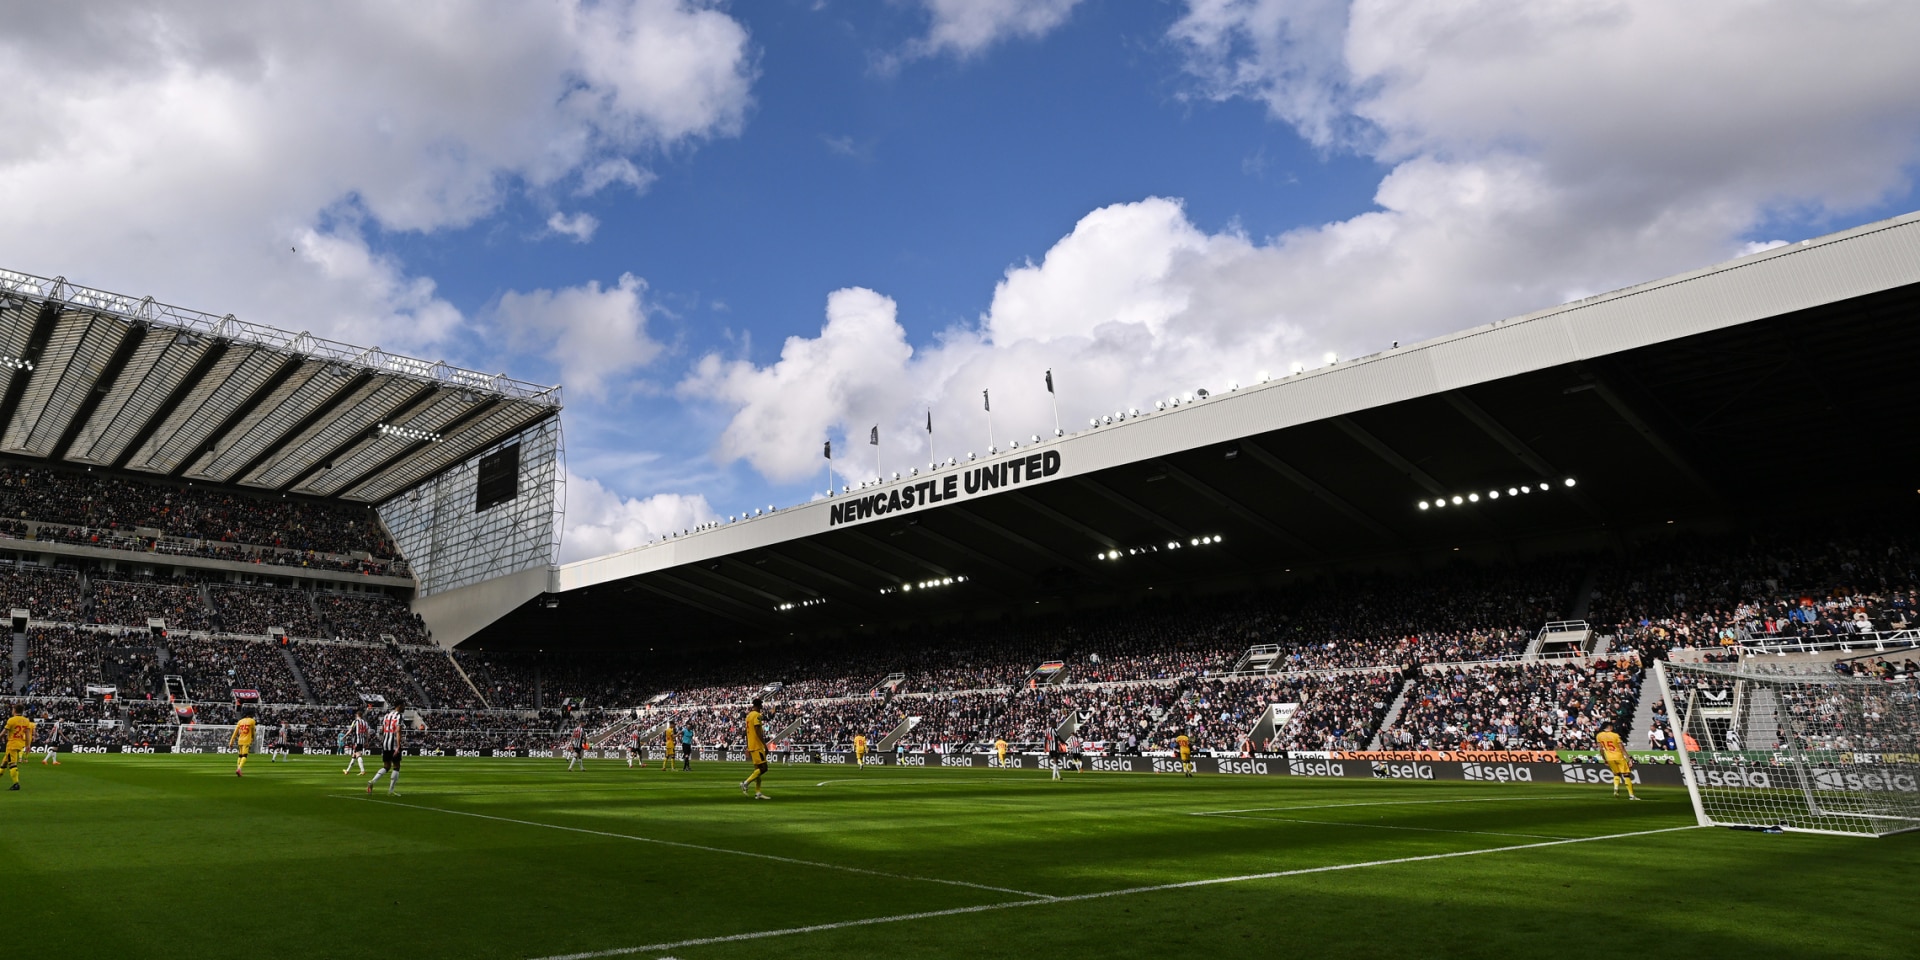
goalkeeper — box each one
[1595,722,1639,800]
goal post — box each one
[173,724,282,754]
[1656,659,1920,837]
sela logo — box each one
[1149,758,1184,774]
[1371,762,1433,780]
[527,750,554,758]
[820,753,847,764]
[1461,762,1533,783]
[1092,758,1137,773]
[121,746,155,754]
[896,755,927,766]
[1559,764,1638,785]
[1289,760,1346,777]
[71,745,109,754]
[301,747,330,755]
[455,749,483,758]
[176,747,205,754]
[1813,768,1920,793]
[1694,767,1772,789]
[1217,759,1270,776]
[416,749,446,757]
[941,755,973,767]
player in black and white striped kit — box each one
[366,700,406,796]
[270,721,292,762]
[38,717,60,766]
[342,709,371,775]
[565,723,588,771]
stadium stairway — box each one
[1627,664,1664,750]
[9,631,23,694]
[443,652,492,709]
[280,645,318,705]
[1366,677,1416,750]
[875,714,919,752]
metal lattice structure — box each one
[378,418,564,597]
[0,267,561,501]
[1657,660,1920,837]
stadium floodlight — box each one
[1191,537,1200,545]
[1184,391,1197,403]
[1538,482,1549,491]
[1090,418,1099,427]
[1102,415,1112,425]
[1290,361,1305,374]
[1155,400,1166,410]
[1010,440,1021,449]
[1128,408,1139,417]
[1508,487,1519,496]
[1488,490,1499,499]
[1168,541,1178,549]
[1227,380,1239,391]
[967,452,975,461]
[1257,370,1270,382]
[1564,477,1576,487]
[1323,352,1338,365]
[1432,498,1444,508]
[892,471,900,480]
[1031,434,1041,443]
[1418,501,1430,510]
[0,355,32,371]
[909,467,918,476]
[1451,495,1463,504]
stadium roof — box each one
[0,268,560,503]
[444,210,1920,650]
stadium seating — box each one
[209,583,320,637]
[89,577,213,631]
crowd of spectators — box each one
[1384,659,1642,752]
[0,462,396,557]
[319,592,427,642]
[166,635,304,704]
[89,577,212,630]
[23,627,108,698]
[210,584,319,636]
[292,641,414,706]
[0,563,81,619]
[397,647,485,710]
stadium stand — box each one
[317,592,428,642]
[89,577,213,631]
[291,641,415,706]
[165,635,304,704]
[0,563,82,619]
[210,583,319,637]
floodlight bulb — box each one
[1323,352,1338,365]
[1258,370,1270,382]
[1488,491,1499,499]
[1468,494,1479,502]
[1508,487,1518,496]
[1418,501,1429,510]
[1564,477,1576,487]
[1451,496,1463,505]
[1539,483,1549,491]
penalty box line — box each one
[529,824,1701,960]
[339,796,1054,901]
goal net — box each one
[173,723,296,754]
[1656,660,1920,836]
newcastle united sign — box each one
[829,451,1062,527]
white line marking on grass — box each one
[1199,813,1570,841]
[338,796,1054,901]
[527,824,1701,960]
[812,777,1068,787]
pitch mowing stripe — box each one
[1195,795,1591,815]
[1199,812,1573,840]
[341,796,1056,901]
[526,824,1702,960]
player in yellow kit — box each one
[662,723,677,771]
[5,703,35,791]
[994,737,1008,769]
[1175,732,1193,778]
[1595,722,1638,799]
[229,710,257,777]
[852,732,867,768]
[739,697,770,799]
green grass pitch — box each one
[4,755,1913,959]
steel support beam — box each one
[1237,438,1399,543]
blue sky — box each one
[5,1,1919,560]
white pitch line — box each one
[337,795,1053,901]
[1200,813,1571,841]
[526,824,1701,960]
[812,777,1068,787]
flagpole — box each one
[984,389,995,453]
[1046,369,1062,437]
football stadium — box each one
[4,211,1919,960]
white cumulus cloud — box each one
[898,0,1084,63]
[561,470,716,563]
[0,0,754,353]
[545,211,602,243]
[495,274,664,400]
[691,0,1920,487]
